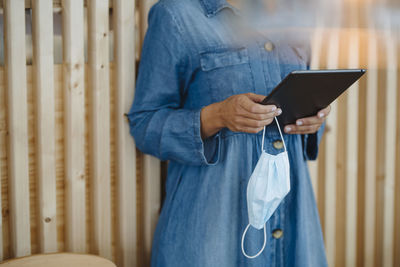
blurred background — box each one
[0,0,399,267]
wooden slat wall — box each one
[0,1,399,267]
[310,26,400,267]
[4,0,31,258]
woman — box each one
[128,0,330,266]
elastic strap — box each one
[261,117,287,153]
[274,117,287,152]
[241,223,267,259]
[261,126,266,152]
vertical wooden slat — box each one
[324,29,339,267]
[374,39,387,267]
[53,65,65,254]
[0,120,3,261]
[364,30,378,267]
[0,65,5,262]
[31,0,58,253]
[87,0,112,260]
[382,35,397,267]
[114,0,137,266]
[4,0,31,257]
[356,30,368,267]
[393,41,400,267]
[62,0,86,253]
[335,34,347,267]
[142,156,160,266]
[345,30,359,267]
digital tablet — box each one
[261,69,366,125]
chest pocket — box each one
[200,46,255,102]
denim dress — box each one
[127,0,328,266]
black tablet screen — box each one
[261,69,366,125]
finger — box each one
[317,105,331,119]
[239,95,277,114]
[284,124,320,134]
[295,115,324,126]
[241,108,282,121]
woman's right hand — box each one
[201,93,282,139]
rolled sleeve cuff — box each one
[193,109,221,166]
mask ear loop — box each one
[261,126,266,152]
[262,118,286,153]
[274,117,287,152]
[241,223,267,259]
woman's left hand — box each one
[284,106,331,134]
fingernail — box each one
[285,126,291,132]
[296,120,303,126]
[271,106,277,111]
[276,108,282,115]
[318,113,325,118]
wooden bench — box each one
[0,253,116,267]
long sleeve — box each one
[127,2,221,166]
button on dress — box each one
[127,0,328,266]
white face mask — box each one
[241,117,291,259]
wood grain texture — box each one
[113,0,137,266]
[374,40,387,267]
[382,34,397,267]
[4,0,31,258]
[0,0,113,8]
[356,31,368,267]
[87,0,112,260]
[364,30,378,267]
[335,32,348,267]
[31,0,58,253]
[0,67,3,261]
[324,29,339,267]
[142,156,160,266]
[0,253,116,267]
[62,0,86,253]
[393,41,400,267]
[345,30,359,267]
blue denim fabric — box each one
[127,0,328,266]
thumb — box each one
[246,93,266,103]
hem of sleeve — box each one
[192,109,221,166]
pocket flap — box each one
[200,47,249,71]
